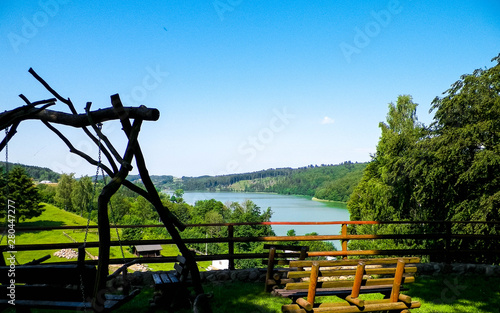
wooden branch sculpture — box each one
[0,68,205,310]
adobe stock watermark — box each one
[51,64,167,174]
[121,65,169,106]
[433,277,467,304]
[213,0,243,21]
[6,200,16,306]
[221,107,295,175]
[7,0,71,54]
[339,0,403,63]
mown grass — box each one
[110,273,500,313]
[115,273,500,313]
[3,205,499,312]
[9,274,500,313]
[1,204,210,270]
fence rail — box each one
[2,220,499,269]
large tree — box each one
[71,175,93,217]
[55,173,75,212]
[348,95,424,222]
[1,166,45,223]
[347,55,500,262]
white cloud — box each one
[321,116,335,125]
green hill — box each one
[0,162,60,182]
[167,162,367,202]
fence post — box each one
[341,223,348,260]
[445,222,451,263]
[228,224,235,270]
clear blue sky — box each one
[1,1,499,178]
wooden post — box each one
[307,262,320,306]
[297,246,308,271]
[228,225,235,270]
[345,261,365,307]
[445,221,451,263]
[341,223,348,260]
[390,259,405,302]
[265,246,276,292]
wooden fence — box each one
[2,221,500,270]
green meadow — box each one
[1,203,210,271]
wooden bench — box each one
[0,248,140,312]
[150,255,192,310]
[264,244,309,292]
[275,257,421,313]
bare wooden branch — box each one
[85,102,130,171]
[37,106,159,127]
[110,94,206,295]
[29,68,73,108]
[0,102,55,130]
[0,122,20,152]
[41,121,114,176]
[95,118,142,301]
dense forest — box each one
[169,162,366,202]
[0,162,60,182]
[347,54,500,263]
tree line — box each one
[173,162,366,202]
[0,162,60,182]
[10,172,333,268]
[347,54,500,263]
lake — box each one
[181,191,350,247]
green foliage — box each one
[37,183,57,204]
[55,173,75,212]
[348,55,500,263]
[177,198,275,269]
[71,176,93,217]
[0,166,45,222]
[173,163,366,202]
[0,162,60,182]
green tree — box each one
[347,55,500,262]
[129,195,158,222]
[37,183,57,204]
[170,189,184,203]
[55,173,75,212]
[71,176,93,217]
[348,95,424,222]
[2,167,45,222]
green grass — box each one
[5,274,499,312]
[114,273,500,312]
[3,205,499,312]
[1,204,209,270]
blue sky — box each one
[1,1,499,178]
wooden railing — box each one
[2,221,500,270]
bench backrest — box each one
[264,244,309,292]
[174,254,190,282]
[285,257,420,310]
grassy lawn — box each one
[1,204,210,271]
[114,273,500,313]
[107,273,499,313]
[2,205,499,312]
[7,274,498,313]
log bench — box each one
[150,255,192,310]
[264,244,309,292]
[274,257,421,313]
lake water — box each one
[181,191,350,247]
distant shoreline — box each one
[311,197,347,205]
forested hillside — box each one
[348,54,500,263]
[0,162,60,182]
[171,162,366,202]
